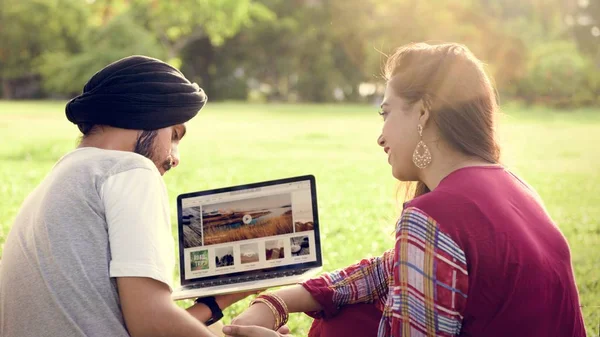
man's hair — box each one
[133,130,159,160]
[78,123,158,162]
[79,123,97,138]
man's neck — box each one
[78,127,138,152]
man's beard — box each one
[134,130,173,173]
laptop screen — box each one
[177,175,322,284]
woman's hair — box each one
[384,42,501,199]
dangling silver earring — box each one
[412,124,432,169]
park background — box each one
[1,0,599,335]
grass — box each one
[0,100,599,336]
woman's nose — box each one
[377,134,385,147]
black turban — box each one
[65,55,207,131]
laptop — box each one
[171,175,323,300]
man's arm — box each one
[118,277,217,337]
[187,292,259,322]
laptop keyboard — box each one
[188,268,310,289]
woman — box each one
[222,42,587,337]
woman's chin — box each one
[392,166,417,182]
[391,169,406,181]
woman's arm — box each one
[302,249,394,317]
[385,207,469,337]
[231,249,394,329]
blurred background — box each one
[1,0,599,335]
[1,0,599,108]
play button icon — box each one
[243,214,253,224]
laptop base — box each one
[171,267,321,300]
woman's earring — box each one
[412,124,432,169]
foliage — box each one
[1,0,598,107]
[126,0,274,58]
[0,0,272,98]
[0,0,89,79]
[183,0,358,102]
[518,41,599,108]
[38,13,166,95]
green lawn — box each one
[1,101,599,336]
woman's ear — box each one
[418,99,431,127]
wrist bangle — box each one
[250,294,289,330]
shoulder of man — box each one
[59,148,161,190]
[103,150,159,177]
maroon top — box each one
[303,166,586,337]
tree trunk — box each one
[2,77,12,100]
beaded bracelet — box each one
[250,293,289,330]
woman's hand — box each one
[222,325,293,337]
[230,302,277,330]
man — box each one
[0,56,251,337]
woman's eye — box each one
[172,131,179,140]
[378,110,388,120]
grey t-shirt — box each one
[0,148,174,337]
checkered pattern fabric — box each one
[304,206,469,337]
[381,207,468,336]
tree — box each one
[38,12,166,96]
[127,0,274,61]
[181,0,340,102]
[1,0,273,98]
[563,0,600,59]
[0,0,89,98]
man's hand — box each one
[222,325,293,337]
[187,289,264,324]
